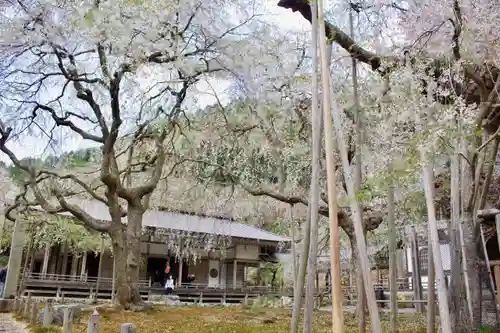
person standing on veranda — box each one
[165,275,175,296]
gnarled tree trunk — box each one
[110,205,145,309]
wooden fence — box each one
[10,297,137,333]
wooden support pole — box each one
[427,231,436,333]
[316,2,343,331]
[387,162,398,333]
[411,227,424,313]
[421,159,452,333]
[318,0,381,329]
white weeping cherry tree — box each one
[0,0,265,308]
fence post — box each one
[120,323,136,333]
[18,298,25,316]
[13,298,18,313]
[30,301,38,325]
[23,297,30,319]
[42,301,53,327]
[243,293,248,306]
[147,277,152,301]
[87,309,99,333]
[199,292,203,304]
[56,286,62,300]
[63,307,73,333]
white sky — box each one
[1,1,312,163]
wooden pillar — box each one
[70,255,79,280]
[177,259,183,288]
[80,252,87,281]
[233,260,237,289]
[3,217,26,298]
[48,245,58,276]
[177,239,183,288]
[61,242,69,277]
[95,237,105,298]
[28,250,35,275]
[41,245,50,278]
[55,244,63,278]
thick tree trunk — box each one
[109,205,145,309]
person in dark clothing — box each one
[0,266,7,296]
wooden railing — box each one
[24,273,286,294]
[25,273,150,287]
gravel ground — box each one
[0,313,28,333]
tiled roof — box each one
[35,198,290,243]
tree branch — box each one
[277,0,387,72]
[0,124,111,231]
[52,186,111,232]
[33,103,103,142]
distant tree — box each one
[0,0,262,308]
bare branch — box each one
[52,186,111,232]
[33,103,103,142]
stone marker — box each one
[120,323,136,333]
[39,304,84,326]
[87,309,99,333]
[63,307,73,333]
[42,301,53,327]
[23,298,30,319]
[30,301,38,325]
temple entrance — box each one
[147,257,189,287]
[147,257,168,287]
[86,252,100,277]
